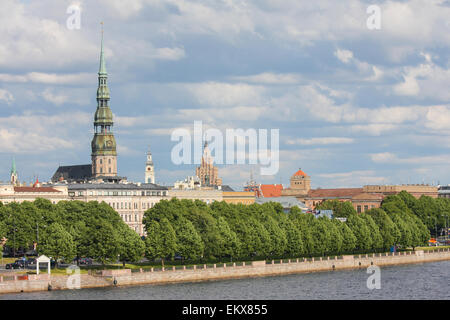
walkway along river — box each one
[0,248,449,297]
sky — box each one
[0,0,450,190]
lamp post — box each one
[36,222,39,256]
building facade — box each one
[67,183,168,235]
[222,191,255,205]
[195,141,222,187]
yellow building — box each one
[222,191,255,205]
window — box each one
[357,205,361,213]
[364,205,369,211]
[109,167,111,173]
[100,159,102,164]
[108,159,111,164]
[135,215,138,222]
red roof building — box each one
[260,184,284,197]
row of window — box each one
[74,190,167,197]
[356,204,376,213]
[121,214,140,222]
[110,202,155,210]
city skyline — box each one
[0,1,449,190]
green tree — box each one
[82,220,120,266]
[332,219,356,253]
[367,208,399,250]
[360,213,384,251]
[175,218,204,261]
[39,223,76,267]
[117,224,145,267]
[145,218,177,267]
[346,214,372,252]
[280,218,304,258]
[216,217,239,261]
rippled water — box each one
[1,260,449,300]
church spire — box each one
[91,23,117,178]
[99,22,107,76]
[10,157,18,185]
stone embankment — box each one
[1,248,449,294]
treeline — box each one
[317,191,448,237]
[0,192,434,266]
[143,194,430,264]
[0,199,144,265]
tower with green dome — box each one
[91,26,118,178]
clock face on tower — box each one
[147,167,151,171]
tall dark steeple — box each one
[91,23,117,178]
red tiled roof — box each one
[260,184,283,197]
[14,187,61,193]
[307,188,363,199]
[293,169,308,177]
[351,193,383,201]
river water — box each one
[1,260,449,300]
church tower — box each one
[145,146,155,184]
[10,157,18,185]
[91,25,117,178]
[195,141,222,187]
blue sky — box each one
[0,0,450,190]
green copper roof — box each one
[99,29,107,76]
[11,157,16,175]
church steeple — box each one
[91,24,117,178]
[145,145,155,184]
[10,157,18,185]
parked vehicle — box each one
[78,258,93,265]
[5,262,23,269]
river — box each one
[1,260,449,300]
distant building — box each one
[222,191,255,205]
[260,184,284,197]
[173,176,201,190]
[243,170,262,197]
[169,189,223,204]
[145,146,155,184]
[304,188,364,208]
[195,141,222,187]
[363,184,438,199]
[10,158,18,186]
[0,183,68,205]
[52,164,93,183]
[281,168,311,197]
[255,196,307,212]
[67,183,168,235]
[438,185,450,199]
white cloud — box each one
[232,72,302,85]
[370,152,450,165]
[287,137,354,146]
[425,105,450,131]
[186,82,265,108]
[334,49,353,63]
[0,72,94,85]
[0,89,14,104]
